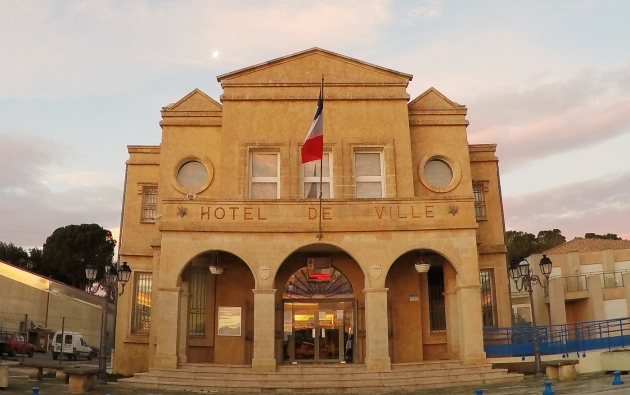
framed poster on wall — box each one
[217,306,242,336]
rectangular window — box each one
[189,267,207,336]
[302,153,332,199]
[131,273,152,334]
[428,266,446,331]
[354,151,385,198]
[249,152,280,199]
[480,269,497,327]
[141,186,158,222]
[473,182,486,220]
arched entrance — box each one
[179,250,255,365]
[385,249,457,362]
[274,244,365,364]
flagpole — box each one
[317,75,324,240]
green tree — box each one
[41,224,117,289]
[0,241,30,268]
[535,229,566,252]
[505,229,567,267]
[28,247,43,273]
[505,231,537,266]
[585,233,621,240]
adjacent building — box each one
[0,260,108,350]
[514,238,630,328]
[114,48,512,377]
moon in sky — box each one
[213,51,219,58]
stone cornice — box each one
[220,93,410,102]
[409,120,469,126]
[128,145,160,154]
[477,244,507,254]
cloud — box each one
[467,64,630,172]
[410,3,442,19]
[504,171,630,239]
[0,133,121,247]
[0,0,392,100]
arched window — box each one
[283,266,353,299]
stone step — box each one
[123,369,520,387]
[120,362,523,393]
[121,373,523,394]
[139,366,507,383]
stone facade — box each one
[114,48,510,376]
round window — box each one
[424,159,453,189]
[177,160,208,191]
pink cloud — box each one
[504,171,630,239]
[467,65,630,172]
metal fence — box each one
[484,317,630,358]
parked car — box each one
[0,332,35,357]
[51,331,96,361]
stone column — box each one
[251,289,276,372]
[153,287,182,369]
[364,288,391,371]
[548,277,567,325]
[586,275,605,321]
[178,282,190,364]
[455,284,486,365]
[623,273,630,316]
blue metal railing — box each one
[484,317,630,358]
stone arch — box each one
[385,248,460,363]
[157,238,259,289]
[273,242,369,288]
[381,246,462,282]
[176,249,256,365]
[273,242,366,364]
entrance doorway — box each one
[281,263,355,364]
[283,301,354,363]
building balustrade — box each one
[540,270,630,297]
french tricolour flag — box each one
[301,84,323,164]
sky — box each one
[1,0,630,251]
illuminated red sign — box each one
[307,257,332,282]
[307,273,331,281]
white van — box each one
[51,331,95,361]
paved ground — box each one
[1,364,630,394]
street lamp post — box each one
[85,260,131,385]
[509,254,553,377]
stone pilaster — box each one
[251,289,277,372]
[363,288,391,371]
[587,274,605,321]
[455,284,486,365]
[153,287,182,369]
[548,277,567,325]
[178,282,190,364]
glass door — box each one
[317,303,341,361]
[292,303,316,361]
[284,301,354,363]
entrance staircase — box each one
[119,361,523,393]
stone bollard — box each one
[475,389,483,395]
[542,381,554,395]
[32,387,40,395]
[612,371,624,385]
[0,365,9,388]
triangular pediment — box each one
[164,89,222,112]
[217,48,413,84]
[408,87,464,110]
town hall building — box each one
[114,48,517,391]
